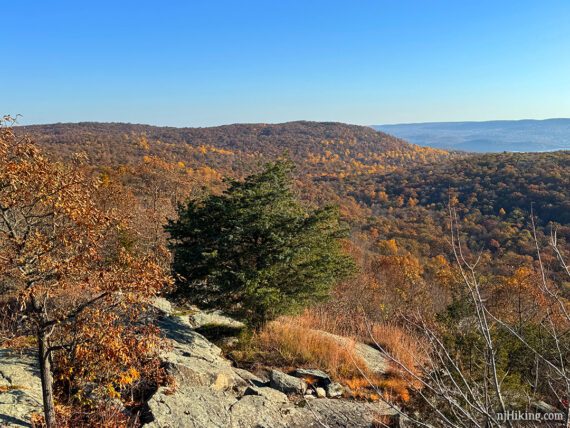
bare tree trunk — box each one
[38,328,56,428]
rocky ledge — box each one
[0,299,401,427]
[144,300,399,428]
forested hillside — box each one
[17,121,450,177]
[3,119,570,427]
[342,151,570,270]
[16,120,570,304]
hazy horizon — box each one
[12,117,570,130]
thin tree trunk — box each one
[38,328,57,428]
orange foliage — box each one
[0,118,171,427]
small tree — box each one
[166,159,354,327]
[0,117,167,427]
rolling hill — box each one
[373,118,570,152]
[17,121,450,178]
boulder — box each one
[0,349,42,428]
[292,368,331,386]
[269,370,307,395]
[325,382,344,398]
[315,387,327,398]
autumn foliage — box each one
[0,117,171,427]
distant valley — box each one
[373,118,570,152]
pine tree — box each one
[166,160,354,327]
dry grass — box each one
[280,310,430,380]
[250,310,430,403]
[256,317,370,380]
[367,323,429,387]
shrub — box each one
[166,159,354,328]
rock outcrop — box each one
[0,300,397,427]
[0,349,42,427]
[145,302,398,428]
[188,309,245,331]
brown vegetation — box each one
[0,117,172,427]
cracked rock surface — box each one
[0,349,42,428]
[145,304,396,428]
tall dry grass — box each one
[253,310,430,402]
[255,317,370,380]
[288,309,430,379]
[367,323,430,385]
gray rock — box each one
[315,387,327,398]
[244,386,288,403]
[232,368,268,387]
[189,310,245,330]
[156,315,246,392]
[0,349,42,428]
[269,370,307,395]
[145,311,398,428]
[147,383,303,428]
[146,385,235,428]
[292,368,331,386]
[228,395,308,428]
[151,297,173,315]
[325,382,344,398]
[304,399,397,428]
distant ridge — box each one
[15,121,450,179]
[373,118,570,152]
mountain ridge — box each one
[16,120,450,177]
[373,118,570,152]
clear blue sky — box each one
[2,1,570,127]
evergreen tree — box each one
[166,160,354,327]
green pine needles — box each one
[166,159,354,328]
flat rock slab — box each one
[189,310,245,330]
[293,368,331,386]
[146,308,398,428]
[147,383,396,428]
[0,349,42,428]
[302,398,397,427]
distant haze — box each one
[373,119,570,152]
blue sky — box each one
[2,1,570,126]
